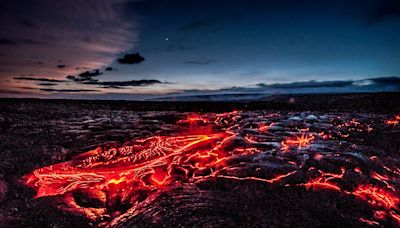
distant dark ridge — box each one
[1,92,399,113]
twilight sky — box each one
[0,0,399,100]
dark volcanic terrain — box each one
[0,93,399,227]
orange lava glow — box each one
[352,185,399,210]
[21,113,400,225]
[214,170,298,184]
[177,113,210,125]
[291,167,400,225]
[298,168,345,192]
[24,133,228,198]
[258,122,274,132]
[281,133,314,151]
[352,185,400,223]
[385,115,400,126]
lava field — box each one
[0,101,400,227]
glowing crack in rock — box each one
[281,133,314,152]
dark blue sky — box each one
[0,0,399,99]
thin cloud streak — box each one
[13,76,67,83]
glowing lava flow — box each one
[281,133,314,152]
[352,185,399,210]
[299,168,345,192]
[293,168,400,224]
[385,115,400,126]
[24,133,229,198]
[22,112,400,226]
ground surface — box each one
[0,94,399,227]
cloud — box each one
[18,19,39,29]
[0,37,55,46]
[67,69,103,82]
[0,38,16,45]
[22,39,49,45]
[0,0,139,81]
[153,76,400,101]
[38,83,57,86]
[13,76,66,83]
[57,64,66,69]
[83,79,163,87]
[117,53,145,64]
[17,86,37,90]
[65,67,162,88]
[258,80,354,89]
[75,66,91,71]
[369,76,400,84]
[0,89,24,94]
[79,69,102,78]
[105,67,115,71]
[255,77,400,91]
[39,88,99,93]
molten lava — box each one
[281,133,314,152]
[22,112,400,226]
[385,115,400,126]
[24,133,229,198]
